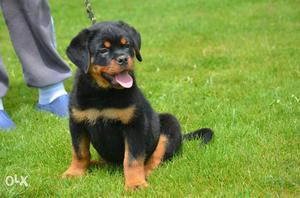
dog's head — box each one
[67,21,142,89]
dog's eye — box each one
[98,48,109,54]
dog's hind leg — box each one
[144,113,182,178]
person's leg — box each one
[0,56,9,99]
[36,17,69,117]
[0,0,71,117]
[0,56,15,130]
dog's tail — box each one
[183,128,214,145]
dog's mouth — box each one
[102,71,133,88]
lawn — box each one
[0,0,299,197]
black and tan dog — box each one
[62,21,213,191]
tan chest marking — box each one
[71,105,136,125]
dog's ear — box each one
[66,29,91,73]
[118,21,142,62]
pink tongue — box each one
[115,71,133,88]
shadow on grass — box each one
[3,76,74,116]
[88,162,123,176]
[3,81,37,114]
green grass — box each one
[0,0,299,197]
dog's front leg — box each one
[123,136,148,191]
[62,121,91,178]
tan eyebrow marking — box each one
[103,41,111,48]
[120,37,128,45]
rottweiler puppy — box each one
[62,21,213,191]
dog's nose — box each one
[116,55,128,65]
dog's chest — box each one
[71,105,136,163]
[88,121,126,163]
[71,105,136,125]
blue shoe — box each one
[0,110,16,130]
[36,94,69,117]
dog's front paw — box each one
[62,167,86,178]
[125,180,148,191]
